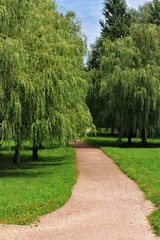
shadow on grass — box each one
[0,148,68,178]
[0,142,60,151]
[86,137,160,149]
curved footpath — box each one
[0,141,159,240]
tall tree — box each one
[100,0,131,40]
[87,0,131,132]
[150,0,160,25]
[86,38,104,128]
[0,0,31,162]
[0,0,92,162]
[99,24,160,144]
[130,0,160,25]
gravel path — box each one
[0,141,159,240]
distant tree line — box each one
[87,0,160,144]
[0,0,92,163]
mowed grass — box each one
[86,136,160,235]
[0,143,77,225]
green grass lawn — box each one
[0,143,77,225]
[86,136,160,235]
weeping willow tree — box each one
[87,0,131,132]
[0,0,32,162]
[0,0,92,162]
[86,38,105,129]
[131,24,160,143]
[130,0,160,25]
[25,5,92,159]
[99,37,139,140]
[44,10,92,144]
[99,24,160,144]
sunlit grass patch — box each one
[0,144,77,225]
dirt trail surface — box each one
[0,141,159,240]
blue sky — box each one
[56,0,147,47]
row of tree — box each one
[0,0,92,163]
[87,0,160,144]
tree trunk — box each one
[39,143,43,149]
[98,128,101,134]
[13,143,21,164]
[128,128,132,144]
[118,128,122,142]
[128,135,132,144]
[32,145,38,161]
[141,127,147,145]
[111,127,114,136]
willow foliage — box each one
[0,0,91,160]
[99,24,160,141]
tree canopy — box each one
[130,0,160,25]
[87,0,160,144]
[100,0,131,40]
[0,0,92,162]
